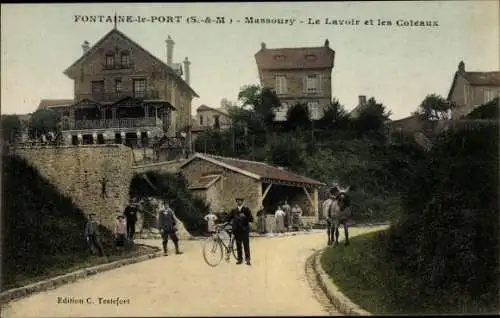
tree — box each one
[317,99,350,130]
[28,109,61,138]
[220,98,237,110]
[1,115,22,143]
[413,94,454,120]
[352,97,392,133]
[237,84,281,127]
[285,102,311,131]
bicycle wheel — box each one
[202,237,223,267]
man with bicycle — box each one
[228,198,253,265]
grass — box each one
[2,244,160,292]
[320,230,499,315]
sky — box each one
[1,1,499,120]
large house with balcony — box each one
[254,40,335,121]
[38,28,198,147]
[448,61,500,119]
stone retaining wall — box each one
[13,145,134,230]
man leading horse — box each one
[322,185,351,246]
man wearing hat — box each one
[124,197,138,241]
[228,197,254,265]
[84,213,104,256]
[158,199,183,256]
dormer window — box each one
[105,54,115,67]
[305,54,317,61]
[274,55,285,61]
[121,53,130,67]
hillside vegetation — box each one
[1,155,157,291]
[129,171,208,235]
[194,87,418,223]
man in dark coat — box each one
[158,199,183,256]
[124,198,138,240]
[84,213,104,256]
[228,198,254,265]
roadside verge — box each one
[311,248,372,316]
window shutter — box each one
[284,76,287,93]
[318,74,322,95]
[303,76,307,93]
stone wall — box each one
[14,145,135,231]
[180,158,261,217]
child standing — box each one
[114,215,127,248]
[204,211,218,235]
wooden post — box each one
[312,187,319,221]
[261,183,272,203]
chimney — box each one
[183,57,191,85]
[166,36,175,66]
[324,39,330,47]
[358,95,367,106]
[458,61,465,73]
[261,42,266,50]
[81,41,90,55]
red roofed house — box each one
[38,28,198,149]
[179,153,324,227]
[448,61,500,119]
[254,40,335,121]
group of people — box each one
[274,201,303,233]
[83,198,140,256]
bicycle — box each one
[202,222,238,267]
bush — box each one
[387,124,499,311]
[129,171,208,235]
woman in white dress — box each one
[274,206,286,234]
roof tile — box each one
[463,72,500,86]
[38,99,74,110]
[199,153,324,186]
[255,46,335,70]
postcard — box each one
[1,1,498,317]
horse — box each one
[322,187,351,246]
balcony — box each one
[62,117,164,130]
[77,90,161,102]
[101,63,135,70]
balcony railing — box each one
[101,63,134,70]
[77,90,161,102]
[62,118,163,130]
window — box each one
[200,115,204,125]
[115,79,122,93]
[484,89,498,103]
[275,75,287,95]
[91,81,104,99]
[305,75,318,92]
[133,79,146,98]
[121,53,130,67]
[105,54,115,67]
[307,100,321,120]
[274,55,285,61]
[305,54,317,61]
